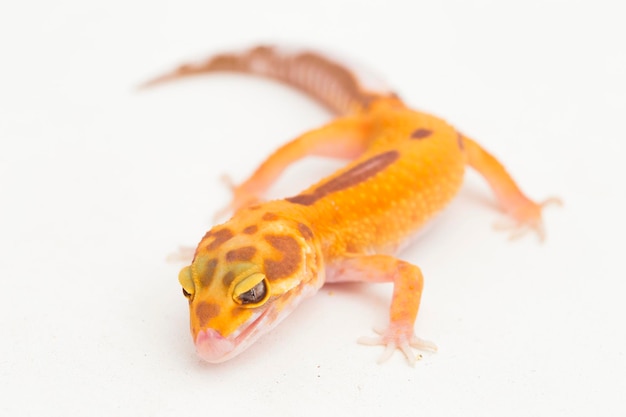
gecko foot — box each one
[494,196,562,242]
[358,325,437,366]
[166,246,196,263]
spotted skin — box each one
[198,259,218,287]
[221,271,235,288]
[262,212,279,221]
[242,225,258,235]
[263,235,302,281]
[410,128,433,139]
[149,46,558,365]
[226,246,257,262]
[297,223,314,241]
[204,228,233,251]
[196,302,220,327]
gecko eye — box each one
[233,273,268,306]
[178,266,195,300]
[238,281,267,304]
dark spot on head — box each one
[222,271,235,287]
[262,212,279,221]
[226,246,257,262]
[456,132,465,150]
[195,302,220,327]
[199,258,218,287]
[242,225,258,235]
[298,223,314,241]
[286,150,399,206]
[206,228,234,251]
[264,235,301,281]
[411,128,433,139]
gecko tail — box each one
[140,45,399,116]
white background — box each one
[1,0,625,416]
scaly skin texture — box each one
[146,46,559,365]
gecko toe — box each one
[359,326,435,365]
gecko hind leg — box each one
[461,134,561,241]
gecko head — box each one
[177,208,323,363]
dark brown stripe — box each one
[196,302,220,327]
[264,235,301,281]
[286,150,399,206]
[285,194,317,205]
[226,246,257,262]
[317,151,399,194]
[411,128,433,139]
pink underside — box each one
[195,329,235,363]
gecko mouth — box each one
[194,308,271,363]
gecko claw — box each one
[166,246,196,263]
[213,174,236,222]
[494,196,562,242]
[220,173,237,190]
[213,174,263,222]
[213,174,264,222]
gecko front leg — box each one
[218,116,372,216]
[327,254,437,365]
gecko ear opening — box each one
[233,273,269,306]
[178,266,195,299]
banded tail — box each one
[141,45,399,115]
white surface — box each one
[1,0,625,416]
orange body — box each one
[147,46,558,364]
